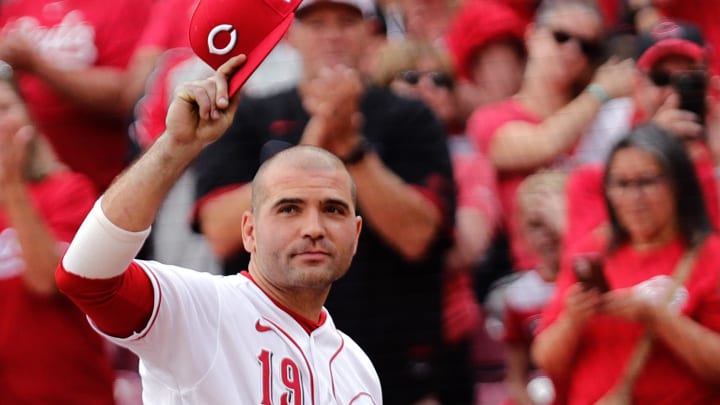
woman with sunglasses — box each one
[466,0,635,276]
[533,125,720,404]
[372,40,502,404]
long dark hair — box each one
[603,124,712,250]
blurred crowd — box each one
[1,0,720,404]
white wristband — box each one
[62,198,151,279]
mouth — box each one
[292,251,330,261]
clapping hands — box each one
[301,65,364,157]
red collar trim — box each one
[241,271,327,334]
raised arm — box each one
[55,56,246,336]
[0,28,140,118]
[101,55,245,230]
[0,128,63,295]
[487,59,634,172]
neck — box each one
[537,259,559,282]
[248,266,327,323]
[631,227,678,251]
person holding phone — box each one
[563,19,720,252]
[532,125,720,404]
[633,20,714,146]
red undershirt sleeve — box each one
[56,260,155,338]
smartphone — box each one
[572,253,610,293]
[673,70,707,127]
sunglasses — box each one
[396,70,454,89]
[551,30,604,61]
[648,69,673,87]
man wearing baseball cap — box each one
[193,0,457,403]
[633,20,715,143]
[445,0,527,121]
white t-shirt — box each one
[97,260,382,404]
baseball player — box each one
[55,55,382,404]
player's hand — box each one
[164,55,246,147]
[301,65,364,157]
[652,93,703,140]
[591,58,635,100]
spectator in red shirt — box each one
[0,0,151,192]
[445,0,527,124]
[0,63,113,404]
[534,125,720,404]
[467,0,634,272]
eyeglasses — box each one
[396,70,454,89]
[551,30,604,61]
[606,174,666,197]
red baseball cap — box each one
[445,0,526,81]
[636,20,707,72]
[189,0,303,96]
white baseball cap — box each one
[296,0,376,19]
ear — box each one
[352,215,363,255]
[287,22,299,49]
[525,22,537,45]
[241,211,257,253]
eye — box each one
[324,205,347,216]
[278,205,299,214]
[339,17,359,28]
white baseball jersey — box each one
[95,260,382,404]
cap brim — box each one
[637,39,704,71]
[228,14,293,96]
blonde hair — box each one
[516,170,568,217]
[371,40,455,87]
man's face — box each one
[634,55,698,118]
[289,4,370,78]
[242,163,362,292]
[529,6,603,86]
[521,193,563,266]
[469,41,524,104]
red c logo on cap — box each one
[208,24,238,55]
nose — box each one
[318,21,344,40]
[302,209,326,241]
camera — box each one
[673,70,708,127]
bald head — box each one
[251,145,358,213]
